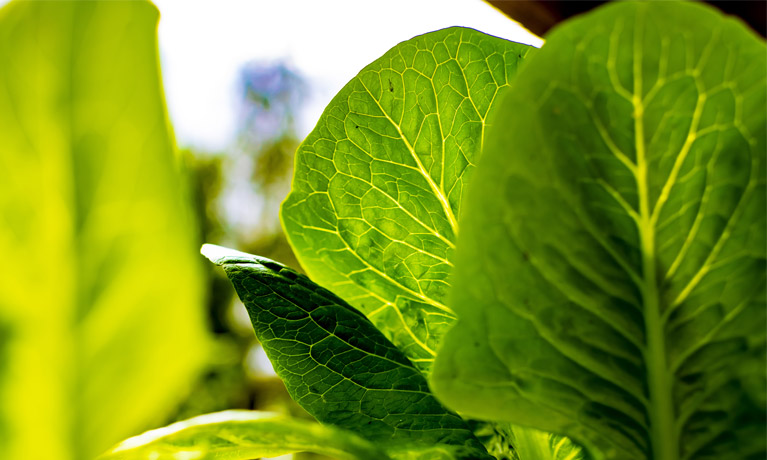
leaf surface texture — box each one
[431,3,766,460]
[281,27,535,371]
[99,410,389,460]
[203,245,491,459]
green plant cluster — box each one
[118,2,765,459]
[2,1,763,459]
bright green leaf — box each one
[281,27,535,371]
[509,426,585,460]
[386,444,485,460]
[432,3,765,460]
[202,244,491,459]
[99,410,389,460]
[474,423,584,460]
[0,2,209,459]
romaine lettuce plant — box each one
[104,2,765,460]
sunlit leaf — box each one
[281,27,535,371]
[510,426,585,460]
[0,2,209,458]
[99,410,389,460]
[432,2,766,460]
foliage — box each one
[0,2,209,459]
[201,244,491,459]
[4,0,761,459]
[209,3,761,459]
[281,27,535,372]
[431,3,766,460]
[100,411,389,460]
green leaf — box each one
[475,423,584,460]
[509,426,585,460]
[202,244,491,459]
[281,27,535,371]
[99,410,389,460]
[431,2,766,460]
[386,444,485,460]
[101,409,480,460]
[0,2,209,459]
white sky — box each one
[151,0,543,151]
[0,0,542,151]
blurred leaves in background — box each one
[0,1,209,459]
[171,60,316,448]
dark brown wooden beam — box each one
[485,1,765,39]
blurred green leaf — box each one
[280,27,535,372]
[202,244,491,459]
[0,1,209,459]
[99,410,389,460]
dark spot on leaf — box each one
[260,261,283,272]
[388,78,394,92]
[355,125,359,129]
[522,251,529,261]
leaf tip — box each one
[200,243,255,265]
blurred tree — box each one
[223,62,306,252]
[170,62,324,459]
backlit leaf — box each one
[281,27,535,371]
[100,411,389,460]
[431,3,766,460]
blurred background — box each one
[0,1,762,459]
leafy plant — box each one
[103,2,765,460]
[431,3,766,460]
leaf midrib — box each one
[357,79,459,236]
[631,8,677,460]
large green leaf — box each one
[281,27,535,371]
[202,244,490,459]
[102,409,487,460]
[431,2,766,460]
[99,410,389,460]
[0,2,208,459]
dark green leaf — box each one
[432,3,766,460]
[281,27,535,371]
[202,244,490,459]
